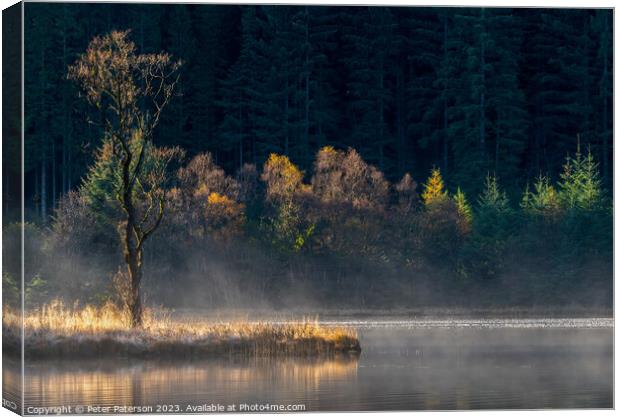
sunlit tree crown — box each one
[422,168,448,206]
[558,146,603,210]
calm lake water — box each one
[7,318,614,412]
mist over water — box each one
[13,319,613,411]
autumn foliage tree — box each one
[453,187,473,234]
[418,168,461,264]
[261,153,314,251]
[309,146,390,260]
[68,30,182,326]
[421,168,448,206]
[312,146,389,209]
[170,153,245,241]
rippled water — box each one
[6,319,614,412]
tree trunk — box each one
[395,65,405,174]
[52,140,56,209]
[41,159,47,220]
[238,96,244,169]
[40,46,47,221]
[34,167,40,215]
[127,246,143,327]
[122,147,144,328]
[61,8,71,194]
[4,170,8,216]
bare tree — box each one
[68,30,182,326]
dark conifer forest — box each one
[3,4,613,311]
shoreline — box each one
[166,306,614,321]
[2,326,362,360]
[1,301,361,360]
[2,302,362,360]
[3,301,611,361]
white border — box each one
[0,2,616,417]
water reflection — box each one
[11,325,614,411]
[3,355,22,414]
[21,356,358,411]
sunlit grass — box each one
[3,300,360,358]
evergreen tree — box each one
[453,187,472,223]
[442,8,529,194]
[421,168,448,206]
[478,173,509,212]
[218,7,264,168]
[341,7,400,174]
[591,10,612,185]
[558,145,603,211]
[18,5,613,226]
[486,9,529,191]
[293,6,341,168]
[191,6,240,163]
[520,175,561,216]
[252,7,300,160]
[444,8,490,192]
[159,5,196,152]
[522,10,594,177]
[407,8,451,176]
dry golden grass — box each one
[3,300,360,359]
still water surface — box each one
[13,318,614,412]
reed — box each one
[2,300,360,359]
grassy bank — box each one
[2,300,360,359]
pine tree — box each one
[444,8,529,194]
[341,7,400,174]
[558,145,603,211]
[294,6,341,168]
[159,5,196,152]
[478,173,509,211]
[522,10,594,177]
[218,7,265,168]
[453,187,472,222]
[591,10,612,186]
[25,3,62,220]
[192,6,240,164]
[486,9,529,191]
[252,6,300,160]
[406,8,451,176]
[520,175,561,216]
[444,8,490,192]
[421,168,448,206]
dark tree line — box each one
[13,4,613,223]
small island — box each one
[3,301,360,359]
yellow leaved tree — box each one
[421,168,448,206]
